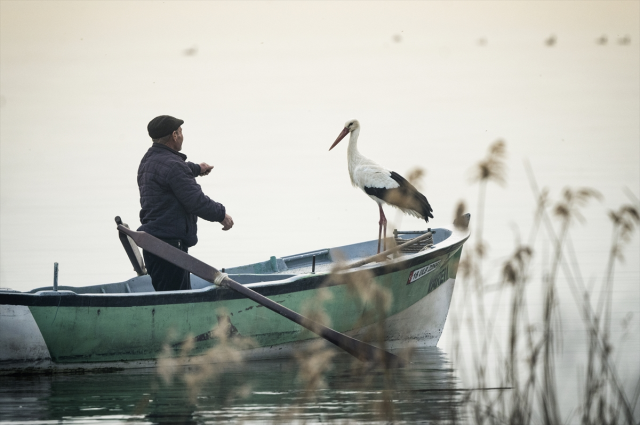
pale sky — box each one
[1,0,638,289]
[2,1,638,57]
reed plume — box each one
[156,308,257,403]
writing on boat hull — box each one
[407,261,441,285]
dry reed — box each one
[449,143,639,425]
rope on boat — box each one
[213,272,228,286]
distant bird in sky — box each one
[618,35,631,45]
[545,35,557,46]
[183,45,198,56]
[329,119,434,253]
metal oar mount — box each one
[116,225,403,368]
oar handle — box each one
[115,218,146,276]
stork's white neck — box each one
[347,127,364,185]
[347,127,361,156]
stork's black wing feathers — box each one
[363,171,434,222]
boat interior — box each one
[27,229,451,295]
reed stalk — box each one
[453,146,638,425]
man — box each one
[138,115,234,291]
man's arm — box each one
[168,163,228,225]
[186,162,213,177]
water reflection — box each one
[0,347,464,423]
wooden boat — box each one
[0,216,470,374]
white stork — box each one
[329,119,434,253]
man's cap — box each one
[147,115,184,139]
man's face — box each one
[173,127,184,151]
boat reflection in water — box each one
[0,347,464,423]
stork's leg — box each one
[383,216,387,252]
[378,203,388,254]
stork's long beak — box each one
[329,127,350,151]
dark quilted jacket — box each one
[137,143,226,247]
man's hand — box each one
[221,213,234,231]
[199,163,213,176]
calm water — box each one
[0,348,467,424]
[1,2,639,423]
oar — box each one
[116,225,403,368]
